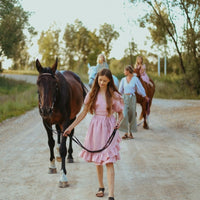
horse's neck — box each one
[89,69,97,79]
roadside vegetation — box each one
[0,76,38,123]
[1,68,200,124]
[148,73,200,100]
[1,0,200,122]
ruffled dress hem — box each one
[79,134,121,165]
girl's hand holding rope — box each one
[115,121,121,129]
[63,127,72,137]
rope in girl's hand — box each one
[71,128,118,153]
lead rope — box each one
[72,128,117,153]
[43,121,117,153]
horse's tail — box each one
[80,80,88,99]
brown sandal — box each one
[122,133,128,139]
[96,188,105,197]
[128,133,134,139]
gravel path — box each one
[0,74,200,200]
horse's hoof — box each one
[56,156,61,162]
[143,125,149,129]
[59,181,69,188]
[48,167,57,174]
[67,158,74,163]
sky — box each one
[3,0,153,68]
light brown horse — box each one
[134,67,155,129]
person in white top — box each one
[118,65,149,139]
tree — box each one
[87,30,104,66]
[124,39,138,66]
[11,41,30,70]
[63,19,104,70]
[38,26,61,67]
[129,0,200,94]
[98,23,119,59]
[63,19,91,71]
[0,0,35,61]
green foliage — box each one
[0,61,3,73]
[63,19,93,71]
[38,25,61,67]
[99,23,119,59]
[0,0,35,60]
[63,20,119,70]
[0,76,38,122]
[148,72,200,99]
[128,0,200,94]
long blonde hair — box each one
[96,53,106,64]
[86,69,120,116]
[134,55,143,69]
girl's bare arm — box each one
[116,111,123,129]
[63,106,88,136]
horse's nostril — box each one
[39,108,43,114]
[48,108,53,114]
[45,107,53,115]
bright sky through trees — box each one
[21,0,151,60]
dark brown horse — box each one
[36,58,87,187]
[134,68,155,129]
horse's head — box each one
[87,63,97,88]
[36,58,59,119]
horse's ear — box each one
[36,59,43,74]
[52,58,58,74]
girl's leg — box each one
[96,164,104,187]
[119,95,129,139]
[129,95,137,134]
[106,162,115,198]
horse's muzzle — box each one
[39,107,53,117]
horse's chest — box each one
[44,110,64,124]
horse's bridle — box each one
[37,73,58,113]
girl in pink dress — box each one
[134,56,153,87]
[63,68,124,200]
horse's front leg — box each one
[55,124,61,162]
[58,120,71,188]
[67,118,75,163]
[59,134,69,188]
[67,128,74,163]
[43,120,57,174]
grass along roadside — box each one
[0,76,38,123]
[148,72,200,99]
[0,70,199,123]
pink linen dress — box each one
[136,64,151,84]
[79,91,124,165]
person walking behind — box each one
[119,65,149,139]
[96,53,109,72]
[134,55,153,87]
[63,69,124,200]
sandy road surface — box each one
[0,74,200,200]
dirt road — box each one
[0,74,200,200]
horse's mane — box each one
[61,70,88,99]
[56,71,88,99]
[54,71,72,116]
